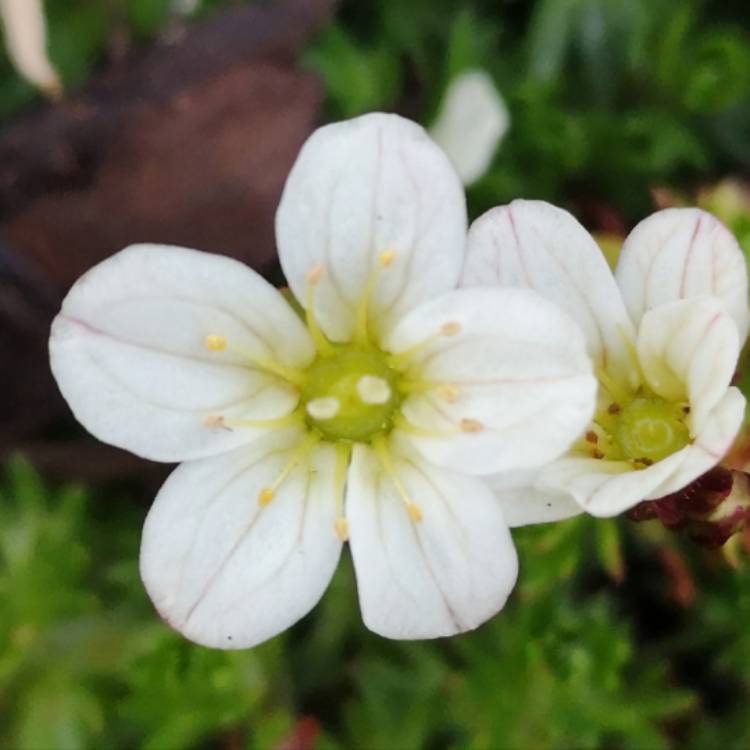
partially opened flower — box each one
[462,200,749,522]
[0,0,61,97]
[49,115,596,648]
[429,70,509,186]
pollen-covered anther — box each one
[306,396,341,420]
[378,249,396,267]
[258,488,274,506]
[460,418,484,433]
[203,414,226,428]
[440,321,461,336]
[334,517,349,541]
[356,375,391,405]
[306,264,325,285]
[203,335,226,351]
[437,384,459,403]
[407,503,423,523]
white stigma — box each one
[306,396,340,420]
[356,375,391,405]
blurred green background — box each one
[2,1,750,748]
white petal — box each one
[616,208,750,340]
[276,113,467,342]
[486,470,582,527]
[429,70,509,186]
[386,287,597,475]
[0,0,61,96]
[346,441,517,639]
[140,429,342,650]
[539,452,689,517]
[646,387,745,499]
[637,298,740,433]
[49,245,312,462]
[462,200,637,382]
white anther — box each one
[356,375,391,405]
[306,396,340,420]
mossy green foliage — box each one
[7,459,750,750]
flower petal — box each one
[462,200,637,381]
[386,287,597,475]
[636,297,740,433]
[486,470,582,527]
[0,0,61,96]
[346,441,518,639]
[49,245,312,462]
[539,452,688,517]
[646,387,745,500]
[429,70,509,186]
[140,428,342,649]
[276,113,467,342]
[616,208,750,339]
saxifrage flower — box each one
[49,115,596,648]
[462,200,749,523]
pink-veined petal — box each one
[276,113,466,342]
[140,428,342,650]
[646,387,745,500]
[637,297,740,434]
[49,245,312,462]
[539,451,689,517]
[346,440,518,639]
[385,287,597,475]
[462,200,637,383]
[486,470,582,527]
[616,208,750,340]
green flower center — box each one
[300,346,403,443]
[580,368,692,467]
[613,396,690,463]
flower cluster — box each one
[49,114,595,648]
[49,112,749,650]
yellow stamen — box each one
[596,365,631,404]
[218,410,304,431]
[372,436,422,523]
[437,384,459,403]
[618,325,644,387]
[258,488,274,506]
[460,418,484,433]
[334,517,349,541]
[332,443,352,540]
[440,321,461,336]
[379,249,396,267]
[305,265,335,356]
[204,335,227,351]
[387,322,460,372]
[204,332,306,386]
[307,264,324,285]
[257,432,320,507]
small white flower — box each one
[0,0,61,97]
[49,115,596,648]
[429,70,509,186]
[462,200,750,521]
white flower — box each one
[0,0,61,97]
[429,70,509,186]
[462,199,750,522]
[49,115,596,649]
